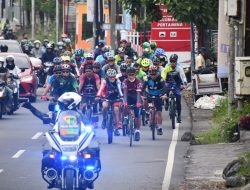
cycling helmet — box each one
[61,56,71,62]
[120,63,128,71]
[53,65,62,72]
[149,65,158,72]
[120,39,127,44]
[79,48,84,55]
[34,40,41,44]
[46,43,53,49]
[169,54,178,63]
[93,62,101,68]
[61,64,71,71]
[64,38,71,43]
[106,69,117,77]
[57,41,64,46]
[117,47,125,54]
[53,57,63,64]
[106,52,114,60]
[142,42,150,49]
[74,49,82,56]
[126,67,136,74]
[150,41,157,50]
[153,57,161,64]
[6,55,15,62]
[58,92,82,110]
[141,58,151,67]
[85,53,94,60]
[103,46,109,52]
[98,41,105,47]
[155,48,165,55]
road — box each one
[0,94,191,190]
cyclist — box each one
[41,43,57,64]
[134,63,146,81]
[116,63,128,83]
[115,47,127,65]
[155,48,168,67]
[72,49,85,69]
[122,67,142,141]
[161,54,187,123]
[140,58,151,75]
[64,38,73,53]
[150,41,157,53]
[102,53,120,75]
[152,57,164,75]
[141,65,167,135]
[62,55,79,77]
[79,64,100,127]
[93,62,105,80]
[42,64,78,100]
[96,69,123,136]
[80,53,94,74]
[56,41,65,56]
[96,46,109,66]
[94,40,105,59]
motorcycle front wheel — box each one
[64,170,74,190]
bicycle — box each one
[101,98,122,144]
[82,93,98,125]
[168,86,177,129]
[122,105,137,147]
[143,95,161,140]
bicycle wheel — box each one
[151,110,156,140]
[170,98,176,129]
[107,115,113,144]
[129,116,134,147]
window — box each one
[82,14,93,40]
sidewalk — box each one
[180,90,250,190]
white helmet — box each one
[6,55,15,62]
[34,40,41,44]
[106,69,117,77]
[0,56,5,63]
[85,53,94,60]
[105,52,114,60]
[58,92,82,110]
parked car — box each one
[0,39,23,53]
[0,53,38,102]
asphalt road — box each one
[0,95,191,190]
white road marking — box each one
[162,123,180,190]
[12,150,26,158]
[0,169,3,173]
[31,132,43,139]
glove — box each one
[41,95,47,101]
[123,102,128,107]
[136,102,141,108]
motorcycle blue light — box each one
[69,155,77,161]
[54,104,60,111]
[86,166,95,170]
[61,155,67,160]
[85,126,92,133]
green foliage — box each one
[237,152,250,177]
[165,0,218,29]
[196,98,250,144]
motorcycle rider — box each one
[5,55,21,110]
[4,27,17,40]
[41,43,57,64]
[41,39,49,54]
[30,40,43,59]
[0,57,14,114]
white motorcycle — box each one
[41,93,101,190]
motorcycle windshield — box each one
[57,110,82,141]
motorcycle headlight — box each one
[21,75,33,82]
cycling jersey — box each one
[122,78,142,103]
[79,73,100,94]
[136,70,147,81]
[97,78,123,100]
[142,75,166,97]
[116,73,127,83]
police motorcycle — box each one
[42,92,101,190]
[0,79,7,119]
[7,73,19,111]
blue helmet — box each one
[155,48,165,55]
[74,49,82,56]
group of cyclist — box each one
[22,35,187,142]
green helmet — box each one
[142,42,150,49]
[150,41,157,50]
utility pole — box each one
[228,18,235,116]
[56,0,59,42]
[110,0,116,50]
[93,0,98,47]
[31,0,35,39]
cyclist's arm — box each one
[95,74,101,90]
[97,79,106,97]
[116,79,123,97]
[177,66,187,85]
[136,80,142,103]
[78,74,85,92]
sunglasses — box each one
[54,72,61,75]
[85,70,92,73]
[62,71,70,73]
